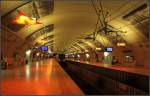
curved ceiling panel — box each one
[1,0,149,54]
[25,24,54,41]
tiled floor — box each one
[0,59,84,95]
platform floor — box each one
[71,60,149,76]
[0,59,84,95]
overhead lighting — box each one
[86,54,90,58]
[104,52,109,56]
[77,55,80,58]
[117,42,126,47]
[126,56,130,58]
[72,55,75,57]
[36,53,40,56]
[26,50,31,55]
[48,50,52,53]
[96,47,102,51]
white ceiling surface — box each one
[1,0,148,52]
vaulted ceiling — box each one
[1,0,149,53]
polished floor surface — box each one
[0,59,84,95]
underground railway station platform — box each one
[0,0,149,95]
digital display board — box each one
[39,46,48,51]
[104,47,113,52]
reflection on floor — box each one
[0,59,84,95]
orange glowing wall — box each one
[1,27,28,67]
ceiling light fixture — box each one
[72,55,75,58]
[104,52,109,56]
[86,54,90,58]
[77,55,80,58]
[36,53,40,56]
[117,42,126,47]
[96,47,102,51]
[26,50,31,55]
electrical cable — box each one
[91,0,104,40]
[90,0,112,47]
[91,0,103,26]
[98,0,105,22]
[79,0,136,48]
